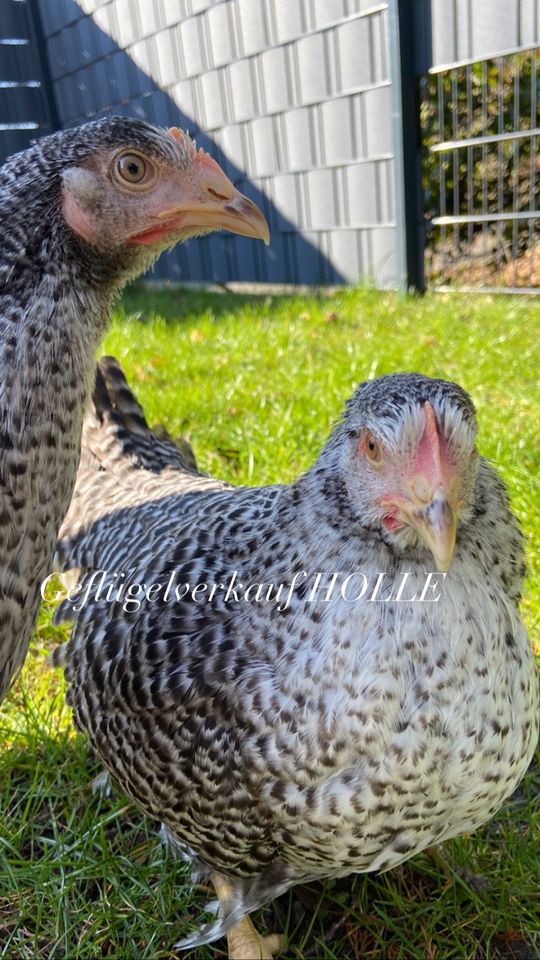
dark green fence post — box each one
[389,0,431,292]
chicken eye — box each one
[115,152,153,186]
[364,432,382,464]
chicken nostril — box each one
[206,187,231,201]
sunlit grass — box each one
[0,286,538,958]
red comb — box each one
[167,127,185,144]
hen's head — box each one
[2,117,269,284]
[325,373,479,571]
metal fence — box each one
[0,0,58,162]
[32,0,399,288]
[1,0,539,293]
[421,0,540,293]
[421,46,540,293]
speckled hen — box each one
[54,360,538,958]
[0,118,268,703]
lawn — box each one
[0,286,538,959]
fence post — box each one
[27,0,60,133]
[388,0,431,292]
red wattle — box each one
[128,223,176,245]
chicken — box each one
[0,117,269,702]
[53,358,538,958]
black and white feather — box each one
[54,359,538,948]
[0,116,266,702]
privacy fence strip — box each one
[1,0,538,292]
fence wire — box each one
[421,45,540,293]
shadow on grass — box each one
[119,281,340,327]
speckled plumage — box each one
[55,359,538,948]
[0,117,267,702]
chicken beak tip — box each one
[406,495,457,572]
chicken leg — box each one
[211,873,283,960]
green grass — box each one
[0,285,539,959]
